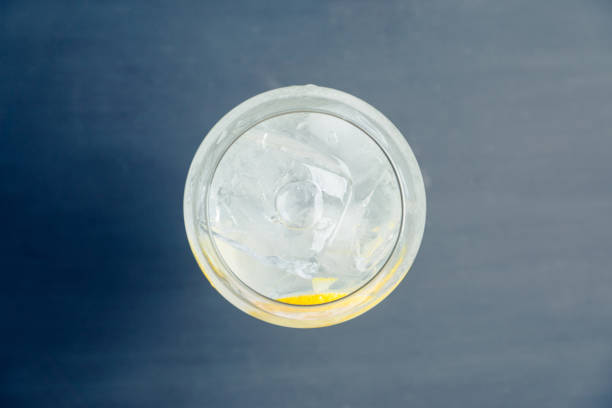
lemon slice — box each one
[278,293,346,305]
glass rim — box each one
[184,84,426,328]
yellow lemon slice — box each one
[278,292,346,305]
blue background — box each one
[2,1,612,406]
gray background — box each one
[2,0,612,407]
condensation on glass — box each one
[184,85,426,328]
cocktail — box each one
[184,85,425,328]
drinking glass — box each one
[184,85,426,328]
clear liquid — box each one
[207,112,402,302]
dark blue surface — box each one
[2,1,612,407]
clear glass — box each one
[184,85,426,328]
